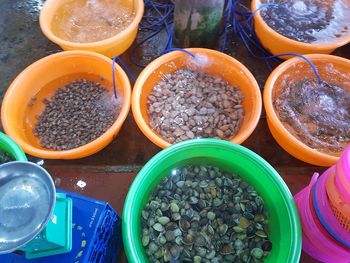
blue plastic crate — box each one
[0,189,122,263]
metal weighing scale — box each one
[0,161,72,259]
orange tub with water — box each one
[132,48,262,149]
[251,0,350,58]
[264,54,350,166]
[1,51,131,159]
[40,0,144,57]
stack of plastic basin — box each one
[295,147,350,262]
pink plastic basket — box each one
[335,146,350,201]
[312,167,350,247]
[295,173,350,262]
[295,190,333,262]
[327,171,350,232]
[301,232,337,263]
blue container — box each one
[0,190,122,263]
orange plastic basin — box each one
[1,51,131,159]
[40,0,144,57]
[132,48,262,149]
[251,0,350,58]
[264,54,350,166]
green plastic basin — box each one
[122,139,301,262]
[0,132,27,161]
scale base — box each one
[20,193,73,259]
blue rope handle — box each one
[232,0,278,71]
[221,0,233,52]
[228,0,323,83]
[264,53,323,83]
[112,56,136,99]
[247,3,279,23]
[130,0,174,68]
[163,23,174,52]
[161,47,195,58]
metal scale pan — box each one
[0,161,55,254]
